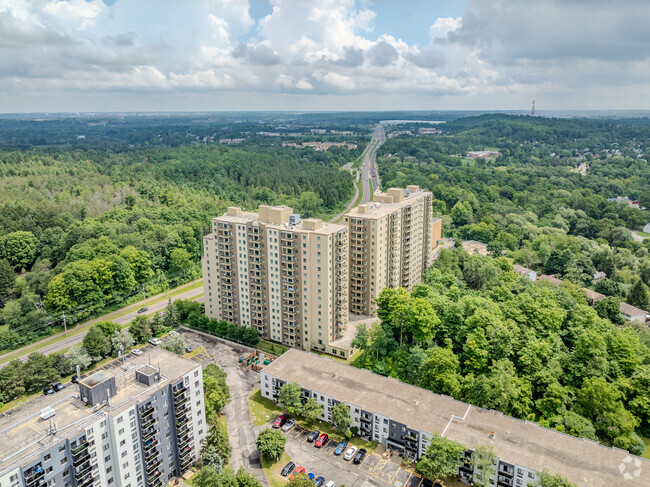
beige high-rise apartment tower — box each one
[202,205,350,357]
[344,185,441,316]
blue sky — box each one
[1,0,649,112]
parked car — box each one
[160,310,167,316]
[137,307,148,314]
[325,481,336,487]
[307,430,320,442]
[281,461,295,477]
[272,414,288,428]
[52,382,65,392]
[71,375,80,384]
[334,440,347,456]
[315,476,325,487]
[43,387,55,395]
[290,466,305,480]
[433,483,443,487]
[343,446,358,461]
[148,338,161,346]
[421,480,433,487]
[184,346,193,354]
[131,348,143,356]
[281,419,296,432]
[353,448,367,464]
[314,433,328,448]
[307,473,315,480]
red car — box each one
[290,466,305,480]
[314,433,329,448]
[272,414,288,429]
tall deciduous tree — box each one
[416,434,466,480]
[82,326,111,359]
[471,445,497,487]
[0,259,15,296]
[330,402,352,433]
[278,382,303,415]
[300,398,322,425]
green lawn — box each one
[637,231,650,238]
[249,389,283,426]
[257,340,290,356]
[642,437,650,460]
[262,452,291,487]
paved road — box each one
[180,331,269,487]
[0,284,204,368]
[361,124,386,204]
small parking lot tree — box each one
[416,433,466,481]
[256,428,286,461]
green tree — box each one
[451,201,473,226]
[150,313,166,337]
[216,468,239,487]
[162,298,180,328]
[82,326,111,359]
[416,434,466,480]
[3,231,37,270]
[418,347,462,397]
[129,316,152,343]
[204,415,232,463]
[287,473,314,487]
[119,246,154,282]
[22,353,59,394]
[278,382,303,415]
[331,402,352,433]
[235,466,262,487]
[0,259,15,295]
[0,359,26,399]
[300,398,322,425]
[165,333,187,355]
[577,376,639,444]
[471,445,497,487]
[203,365,230,419]
[256,428,286,461]
[96,320,121,337]
[169,247,193,274]
[594,296,623,324]
[66,345,93,370]
[193,465,221,487]
[200,444,224,473]
[528,469,578,487]
[111,329,135,355]
[627,278,649,310]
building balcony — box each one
[146,458,163,474]
[73,451,91,466]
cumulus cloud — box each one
[1,0,650,110]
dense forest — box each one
[378,115,650,309]
[352,249,650,456]
[0,116,358,350]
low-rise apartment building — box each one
[260,349,647,487]
[0,349,206,487]
[202,205,350,357]
[344,186,440,316]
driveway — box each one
[178,331,269,487]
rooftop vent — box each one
[40,406,56,420]
[79,370,116,407]
[135,365,160,386]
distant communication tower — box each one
[531,100,536,117]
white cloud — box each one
[1,0,650,110]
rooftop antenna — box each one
[531,100,535,117]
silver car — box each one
[281,419,296,432]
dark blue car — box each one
[334,440,348,456]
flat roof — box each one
[214,211,345,235]
[0,348,198,474]
[262,349,648,487]
[80,370,113,387]
[345,189,431,220]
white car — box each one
[149,338,161,346]
[325,482,335,487]
[343,446,357,461]
[131,348,143,356]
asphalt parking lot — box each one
[279,424,428,487]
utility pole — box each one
[62,311,68,336]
